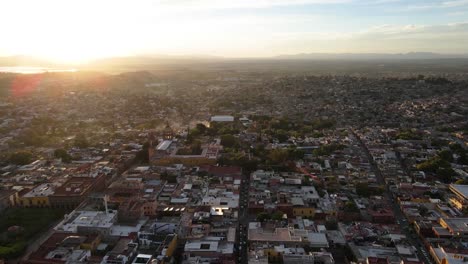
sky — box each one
[1,0,468,63]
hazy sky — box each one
[1,0,468,62]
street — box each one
[352,129,434,264]
[238,174,251,264]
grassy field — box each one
[0,208,66,259]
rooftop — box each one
[156,140,172,151]
[53,177,96,196]
[210,115,234,122]
[248,226,303,243]
[432,247,468,264]
[185,241,219,252]
[440,217,468,233]
[23,183,56,198]
[450,184,468,199]
[55,210,117,232]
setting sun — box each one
[1,0,144,63]
[1,0,468,62]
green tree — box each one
[268,149,289,164]
[195,123,207,134]
[325,220,338,230]
[303,176,312,186]
[160,172,177,183]
[274,129,289,143]
[54,149,72,163]
[344,201,359,212]
[74,133,89,148]
[436,167,455,183]
[191,140,202,155]
[416,157,450,172]
[135,142,150,163]
[419,206,428,216]
[220,134,237,148]
[288,148,305,160]
[313,144,345,156]
[272,211,285,221]
[438,150,453,162]
[455,179,468,185]
[396,130,422,140]
[9,151,32,165]
[257,212,271,222]
[459,153,468,165]
[355,183,370,197]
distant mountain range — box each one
[274,52,468,60]
[1,52,468,67]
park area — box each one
[0,208,66,259]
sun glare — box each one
[1,0,142,64]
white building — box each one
[210,115,234,122]
[55,210,118,236]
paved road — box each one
[238,175,250,264]
[351,129,434,264]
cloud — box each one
[405,0,468,10]
[442,0,468,7]
[269,22,468,54]
[156,0,353,10]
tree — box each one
[355,183,370,197]
[9,151,32,165]
[325,220,338,230]
[396,130,422,140]
[288,147,305,160]
[74,133,89,148]
[191,140,202,155]
[303,176,312,186]
[450,143,468,165]
[459,152,468,165]
[455,179,468,185]
[268,149,289,164]
[344,201,359,212]
[195,123,207,134]
[272,211,285,221]
[256,212,271,222]
[220,134,237,148]
[209,177,221,184]
[54,149,72,163]
[160,172,177,183]
[438,150,453,162]
[134,142,150,163]
[274,129,289,143]
[436,167,455,183]
[313,144,345,156]
[419,206,428,216]
[416,156,450,173]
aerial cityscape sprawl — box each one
[0,69,467,264]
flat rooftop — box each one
[248,227,302,242]
[55,210,117,232]
[210,115,234,122]
[440,217,468,233]
[53,177,95,196]
[156,140,172,151]
[185,241,219,252]
[23,183,56,197]
[450,184,468,199]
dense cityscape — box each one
[0,68,466,264]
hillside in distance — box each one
[275,52,468,60]
[2,53,468,75]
